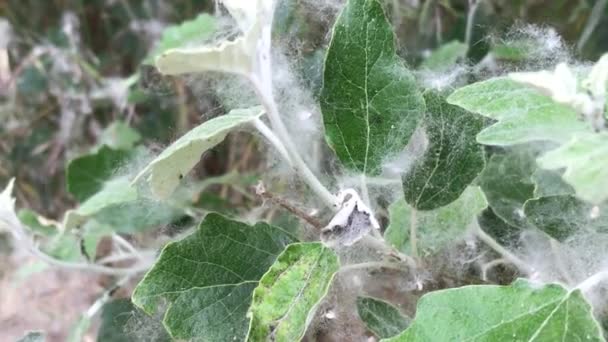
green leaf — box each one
[384,279,604,342]
[132,213,297,342]
[133,107,264,199]
[64,177,138,229]
[385,186,487,255]
[97,299,171,342]
[420,41,468,71]
[18,209,58,237]
[16,332,45,342]
[402,91,485,210]
[320,0,425,175]
[477,208,522,246]
[77,178,137,216]
[537,133,608,204]
[531,169,575,197]
[66,146,131,202]
[145,14,216,64]
[477,150,537,228]
[98,121,141,151]
[97,299,135,342]
[93,199,184,234]
[67,316,91,342]
[524,195,608,241]
[491,42,530,61]
[155,1,272,76]
[246,243,339,341]
[357,296,410,339]
[447,78,589,146]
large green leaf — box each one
[402,91,485,210]
[420,41,468,71]
[446,78,589,146]
[320,0,425,175]
[537,133,608,204]
[384,279,604,341]
[131,213,297,342]
[524,195,608,241]
[246,243,339,341]
[145,13,216,64]
[384,186,487,255]
[477,150,537,228]
[133,107,264,199]
[357,296,410,339]
[66,146,131,202]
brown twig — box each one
[255,182,323,230]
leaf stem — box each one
[339,261,408,273]
[2,204,152,275]
[250,77,337,208]
[410,208,418,257]
[576,0,607,52]
[252,118,292,164]
[576,270,608,293]
[465,0,481,48]
[474,225,533,275]
[84,274,132,319]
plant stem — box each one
[577,0,607,52]
[410,208,418,257]
[480,258,508,282]
[256,184,324,230]
[250,77,337,207]
[465,0,481,48]
[84,274,132,319]
[576,270,608,293]
[3,202,152,275]
[252,118,292,164]
[339,261,408,273]
[474,225,533,275]
[360,235,418,268]
[550,239,575,286]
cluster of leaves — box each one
[4,0,608,341]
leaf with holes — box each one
[133,107,264,199]
[383,279,604,341]
[385,186,487,255]
[402,91,485,210]
[357,296,410,339]
[320,0,425,175]
[131,213,297,342]
[447,77,589,146]
[246,243,339,341]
